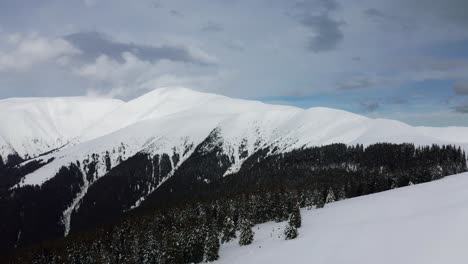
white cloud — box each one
[0,33,80,72]
[75,52,228,99]
[185,46,219,65]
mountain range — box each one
[1,87,468,255]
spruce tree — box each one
[284,222,298,240]
[204,225,220,262]
[183,225,205,263]
[221,217,236,244]
[238,218,254,246]
[284,207,300,240]
[290,206,301,228]
[314,190,325,208]
[325,188,336,204]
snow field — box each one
[218,172,468,264]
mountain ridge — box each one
[3,86,468,163]
[4,87,468,188]
[1,88,468,255]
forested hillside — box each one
[3,143,466,263]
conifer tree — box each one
[221,217,236,244]
[314,189,325,208]
[238,217,254,246]
[158,229,183,264]
[183,225,205,263]
[325,188,336,204]
[284,219,298,240]
[204,224,220,262]
[336,186,346,201]
[290,205,301,228]
[284,205,300,240]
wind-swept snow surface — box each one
[217,172,468,264]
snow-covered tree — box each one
[290,206,301,228]
[325,188,336,204]
[239,218,254,246]
[314,189,325,208]
[221,217,236,243]
[204,225,220,262]
[284,221,298,240]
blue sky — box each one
[0,0,467,126]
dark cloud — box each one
[360,101,380,112]
[64,31,214,65]
[300,14,344,52]
[291,0,344,53]
[202,21,224,33]
[453,81,468,95]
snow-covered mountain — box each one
[5,87,468,187]
[0,96,123,161]
[217,171,468,264]
[1,87,468,253]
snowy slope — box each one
[14,87,468,187]
[217,172,468,264]
[0,96,123,160]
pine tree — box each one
[158,229,183,264]
[182,225,205,263]
[204,225,220,262]
[289,206,301,228]
[284,223,298,240]
[284,206,300,240]
[336,186,346,201]
[314,189,325,208]
[221,217,236,244]
[141,232,159,264]
[325,188,336,204]
[238,217,254,246]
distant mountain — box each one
[4,87,468,185]
[1,87,468,255]
[0,96,123,161]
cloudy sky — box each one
[1,0,468,126]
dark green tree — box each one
[204,224,220,262]
[221,217,236,244]
[284,223,298,240]
[238,217,254,246]
[289,205,301,228]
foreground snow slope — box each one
[218,172,468,264]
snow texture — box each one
[217,172,468,264]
